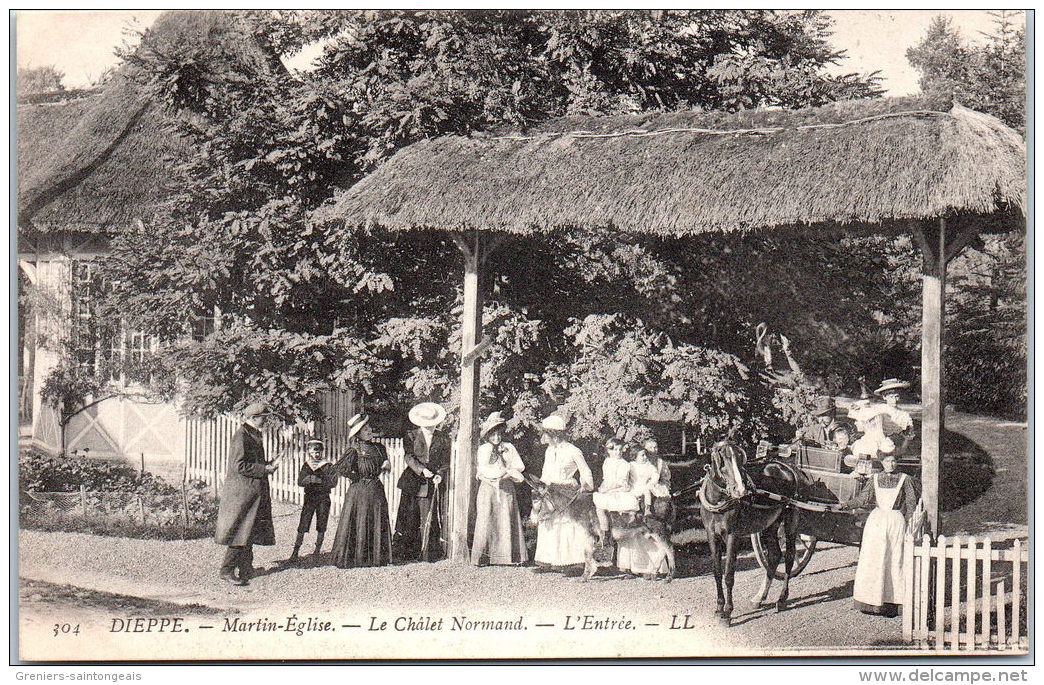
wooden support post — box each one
[914,216,984,538]
[918,217,945,538]
[450,231,484,562]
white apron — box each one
[853,473,907,608]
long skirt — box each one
[853,507,906,615]
[535,516,590,566]
[331,479,392,568]
[393,492,445,562]
[471,480,528,565]
[617,535,670,575]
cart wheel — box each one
[750,531,817,580]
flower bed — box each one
[19,450,218,540]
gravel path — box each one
[17,409,1025,660]
[19,511,901,657]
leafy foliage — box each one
[19,451,218,540]
[100,10,889,438]
[907,12,1025,131]
[39,358,103,427]
[518,313,796,446]
[906,13,1027,417]
[17,65,65,96]
[945,234,1027,417]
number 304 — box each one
[52,623,80,637]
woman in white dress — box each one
[847,379,914,475]
[842,454,921,616]
[470,412,528,566]
[534,414,595,567]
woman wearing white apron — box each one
[843,454,921,616]
[534,414,595,567]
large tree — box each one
[102,9,886,439]
[906,12,1027,417]
[907,11,1025,131]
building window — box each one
[71,261,100,374]
[189,312,217,342]
[70,260,158,386]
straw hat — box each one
[304,437,325,447]
[539,414,567,432]
[812,396,836,416]
[875,378,911,396]
[480,412,507,440]
[408,402,446,428]
[345,413,370,440]
[242,401,267,419]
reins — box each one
[532,480,583,518]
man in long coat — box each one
[215,402,278,586]
[394,402,451,562]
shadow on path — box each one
[938,429,994,513]
[728,579,854,627]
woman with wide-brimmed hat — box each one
[848,379,914,475]
[330,413,393,568]
[394,402,451,562]
[533,414,594,568]
[470,412,528,566]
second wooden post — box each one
[450,231,483,562]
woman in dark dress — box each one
[331,414,393,568]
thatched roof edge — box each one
[316,98,1026,238]
[17,10,281,236]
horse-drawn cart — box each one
[747,444,868,578]
[670,442,911,579]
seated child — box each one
[630,444,671,516]
[592,438,639,545]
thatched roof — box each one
[317,97,1026,237]
[16,10,277,235]
[17,90,186,233]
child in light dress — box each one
[592,438,639,546]
[630,445,670,515]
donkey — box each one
[525,474,675,582]
[699,440,805,626]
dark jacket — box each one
[397,428,451,497]
[298,462,338,496]
[214,423,276,546]
[796,420,849,449]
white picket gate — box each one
[185,414,409,529]
[902,535,1027,652]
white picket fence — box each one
[902,535,1027,651]
[185,415,408,529]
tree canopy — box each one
[907,11,1025,132]
[93,9,1019,444]
[16,65,65,96]
[905,12,1027,417]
